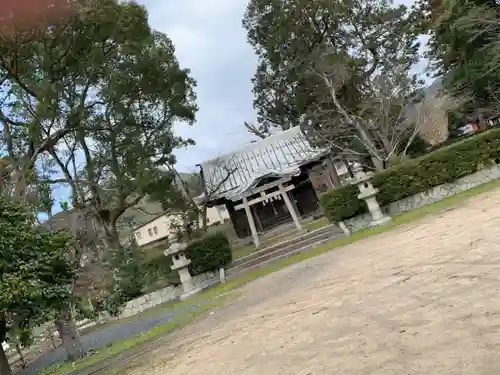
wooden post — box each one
[324,157,341,186]
[279,184,303,231]
[252,204,264,233]
[243,197,260,248]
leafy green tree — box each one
[0,197,74,375]
[43,7,197,252]
[0,0,196,259]
[0,0,196,360]
[111,237,145,301]
[242,0,422,166]
[422,0,500,117]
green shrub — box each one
[186,232,232,275]
[142,232,232,283]
[320,129,500,223]
[319,185,364,223]
[141,254,180,286]
[113,240,146,301]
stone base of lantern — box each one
[369,215,392,227]
[180,287,202,301]
[338,221,351,236]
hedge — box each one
[142,232,232,281]
[186,232,232,275]
[320,128,500,223]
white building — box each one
[133,205,230,247]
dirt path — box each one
[129,189,500,375]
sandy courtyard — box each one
[131,189,500,375]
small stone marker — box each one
[352,162,392,227]
[338,221,351,236]
[164,237,201,300]
[219,266,226,283]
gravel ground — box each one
[125,189,500,375]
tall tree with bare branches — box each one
[300,61,462,168]
[242,0,421,139]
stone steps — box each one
[230,225,335,268]
[226,225,343,280]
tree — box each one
[0,0,196,262]
[242,0,421,138]
[44,207,108,361]
[0,0,197,360]
[47,5,196,352]
[0,197,74,375]
[0,132,89,359]
[422,0,500,116]
[300,64,461,167]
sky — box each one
[139,0,429,174]
[140,0,259,173]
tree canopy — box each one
[422,0,500,118]
[0,0,198,362]
[0,0,197,246]
[243,0,421,134]
[243,0,428,167]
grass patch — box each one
[42,179,500,375]
[40,292,235,375]
[305,216,329,232]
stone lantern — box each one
[164,237,201,300]
[352,162,391,227]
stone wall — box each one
[343,164,500,233]
[117,269,221,318]
[118,286,178,318]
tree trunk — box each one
[55,306,85,362]
[352,121,384,163]
[15,343,26,369]
[98,220,121,252]
[377,131,395,159]
[48,328,57,350]
[201,204,208,230]
[0,344,12,375]
[371,156,385,171]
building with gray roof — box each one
[198,126,349,247]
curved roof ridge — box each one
[199,127,327,201]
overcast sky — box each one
[138,0,428,173]
[139,0,258,173]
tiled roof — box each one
[200,126,327,201]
